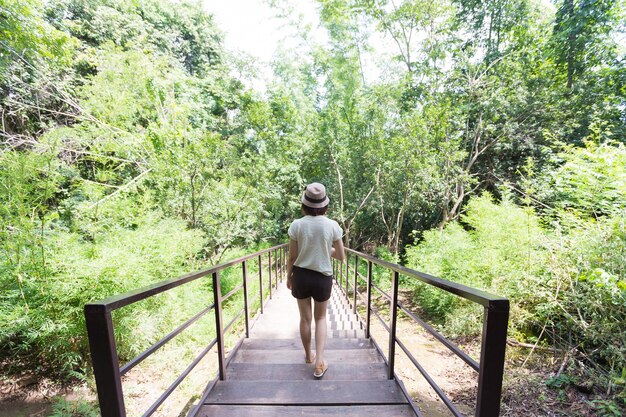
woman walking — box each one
[286,183,344,378]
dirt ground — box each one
[0,375,94,417]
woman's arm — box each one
[287,239,298,289]
[331,238,345,262]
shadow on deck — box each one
[197,284,415,417]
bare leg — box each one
[313,299,329,368]
[297,297,314,363]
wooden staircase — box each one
[195,283,415,416]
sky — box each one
[204,0,325,90]
[206,0,284,63]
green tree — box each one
[551,0,620,89]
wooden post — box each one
[345,252,349,298]
[242,260,249,338]
[258,255,263,314]
[366,261,372,339]
[212,271,226,380]
[268,251,273,299]
[353,255,358,314]
[476,300,509,417]
[388,270,399,380]
[84,306,126,417]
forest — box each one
[1,0,625,415]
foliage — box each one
[0,197,206,375]
[50,397,99,417]
[0,0,292,380]
[405,192,547,333]
[540,138,626,218]
[405,140,626,397]
[0,3,625,415]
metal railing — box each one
[85,243,507,417]
[334,248,509,417]
[84,244,288,417]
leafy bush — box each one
[50,397,99,417]
[405,192,547,334]
[0,207,206,376]
[404,141,626,396]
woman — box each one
[286,182,344,378]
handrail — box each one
[84,244,288,417]
[119,304,214,376]
[86,245,286,312]
[353,267,480,371]
[85,242,506,417]
[335,248,509,417]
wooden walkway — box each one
[196,283,415,416]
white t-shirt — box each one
[288,215,343,276]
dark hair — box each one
[301,204,328,216]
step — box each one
[329,311,358,320]
[204,380,408,405]
[327,321,361,331]
[226,362,389,381]
[232,349,383,364]
[240,338,373,350]
[250,327,366,339]
[196,404,416,417]
[330,329,366,338]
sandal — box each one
[313,361,328,378]
[305,354,315,364]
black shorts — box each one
[291,266,333,302]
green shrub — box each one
[405,192,547,333]
[0,209,206,377]
[404,184,626,395]
[50,398,99,417]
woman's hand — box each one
[287,239,298,291]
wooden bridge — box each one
[199,283,413,417]
[85,244,509,417]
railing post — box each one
[242,260,250,338]
[84,306,126,417]
[341,255,345,289]
[212,271,226,380]
[336,256,341,288]
[280,246,284,282]
[353,255,358,314]
[276,248,280,284]
[388,270,399,380]
[258,255,264,314]
[268,251,273,299]
[345,252,349,298]
[476,300,509,417]
[366,260,372,339]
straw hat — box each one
[301,183,330,208]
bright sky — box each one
[205,0,282,62]
[204,0,325,91]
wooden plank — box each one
[240,338,373,351]
[196,404,416,417]
[330,329,365,338]
[204,380,408,405]
[232,349,383,364]
[327,322,360,330]
[226,363,389,381]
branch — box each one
[81,178,121,189]
[328,146,345,224]
[85,169,151,210]
[347,180,376,222]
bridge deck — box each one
[196,283,415,416]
